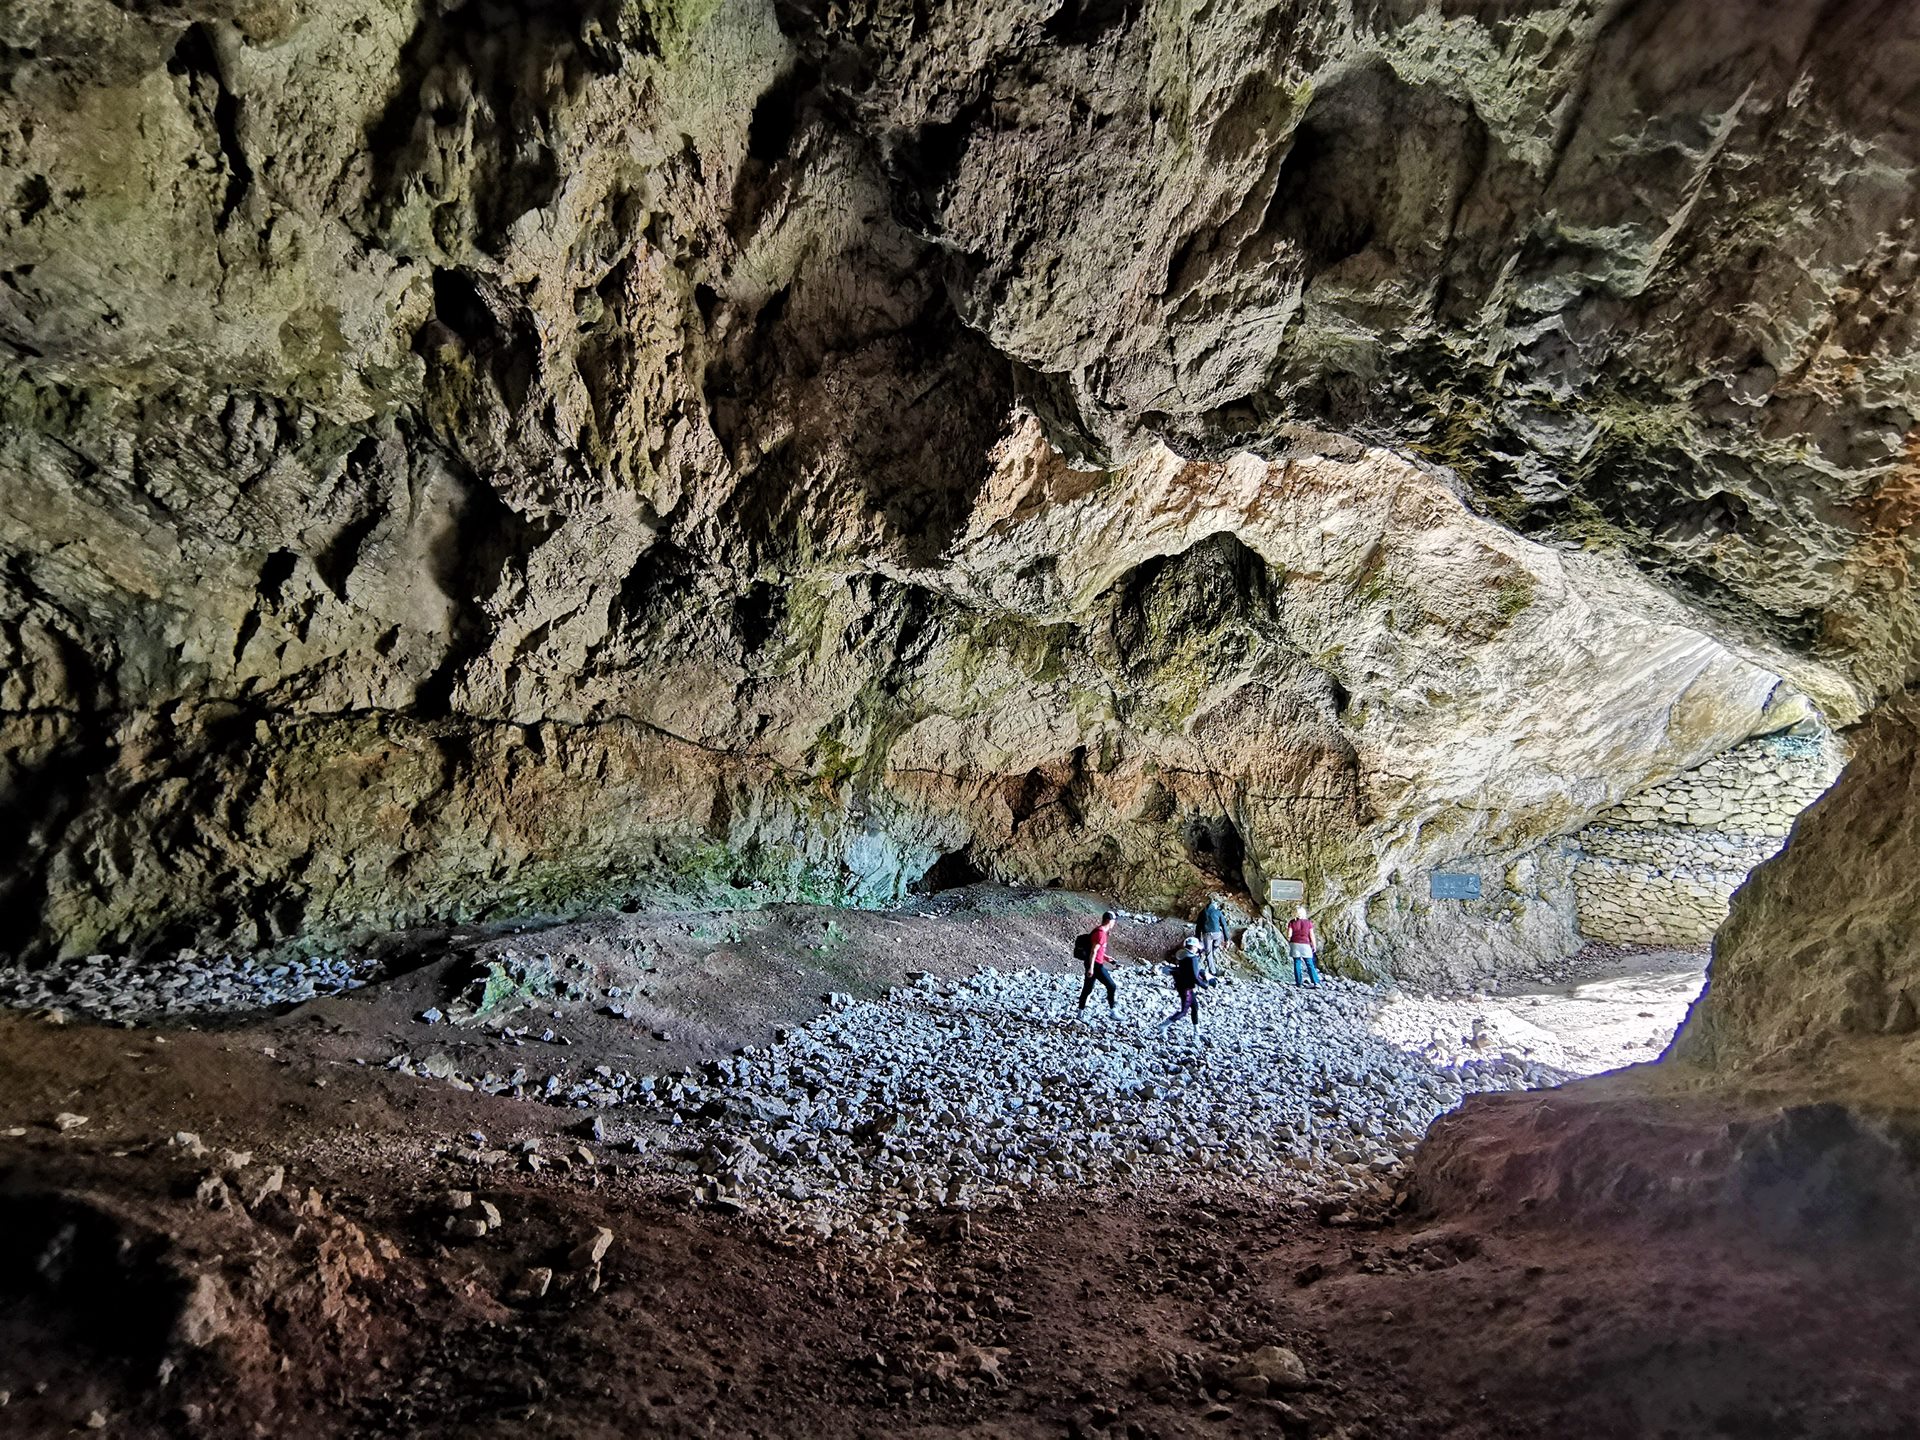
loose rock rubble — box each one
[442,1190,503,1240]
[409,968,1577,1243]
[0,950,381,1023]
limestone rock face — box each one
[1673,691,1920,1068]
[827,0,1920,703]
[2,1,1913,968]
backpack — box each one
[1072,931,1095,964]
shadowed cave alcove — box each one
[913,847,990,894]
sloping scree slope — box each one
[0,897,1915,1438]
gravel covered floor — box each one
[0,896,1708,1250]
[604,969,1562,1241]
[2,900,1904,1440]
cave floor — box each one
[1373,946,1710,1075]
[1,895,1913,1437]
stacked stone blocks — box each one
[1573,732,1841,946]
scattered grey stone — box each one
[1229,1345,1307,1393]
[381,958,1658,1247]
[0,950,383,1023]
[240,1164,285,1207]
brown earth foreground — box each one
[2,898,1915,1439]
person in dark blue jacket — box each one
[1195,897,1228,983]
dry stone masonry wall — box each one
[1573,731,1843,946]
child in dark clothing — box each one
[1159,937,1204,1034]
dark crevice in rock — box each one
[884,89,994,234]
[913,847,988,893]
[167,24,251,231]
[0,721,115,958]
[255,549,299,611]
[732,580,787,656]
[613,542,702,635]
[314,520,381,607]
[12,173,51,226]
[427,269,543,416]
[1042,0,1141,45]
[1184,814,1249,892]
[747,59,820,167]
[426,268,495,351]
[413,467,551,719]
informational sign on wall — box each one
[1267,877,1306,905]
[1429,872,1482,901]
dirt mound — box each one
[0,1161,455,1436]
[4,893,1918,1436]
[1408,1068,1920,1261]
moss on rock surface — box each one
[4,0,1915,985]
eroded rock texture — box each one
[3,1,1916,972]
[1674,690,1920,1070]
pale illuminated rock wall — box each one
[1575,731,1843,946]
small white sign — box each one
[1267,877,1305,904]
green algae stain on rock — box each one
[450,951,560,1025]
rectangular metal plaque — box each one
[1267,877,1305,904]
[1429,872,1482,901]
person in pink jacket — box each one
[1286,906,1322,987]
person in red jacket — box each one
[1286,905,1322,987]
[1077,910,1118,1016]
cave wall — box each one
[0,414,1795,961]
[1674,692,1920,1069]
[5,0,1919,974]
[1341,842,1582,989]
